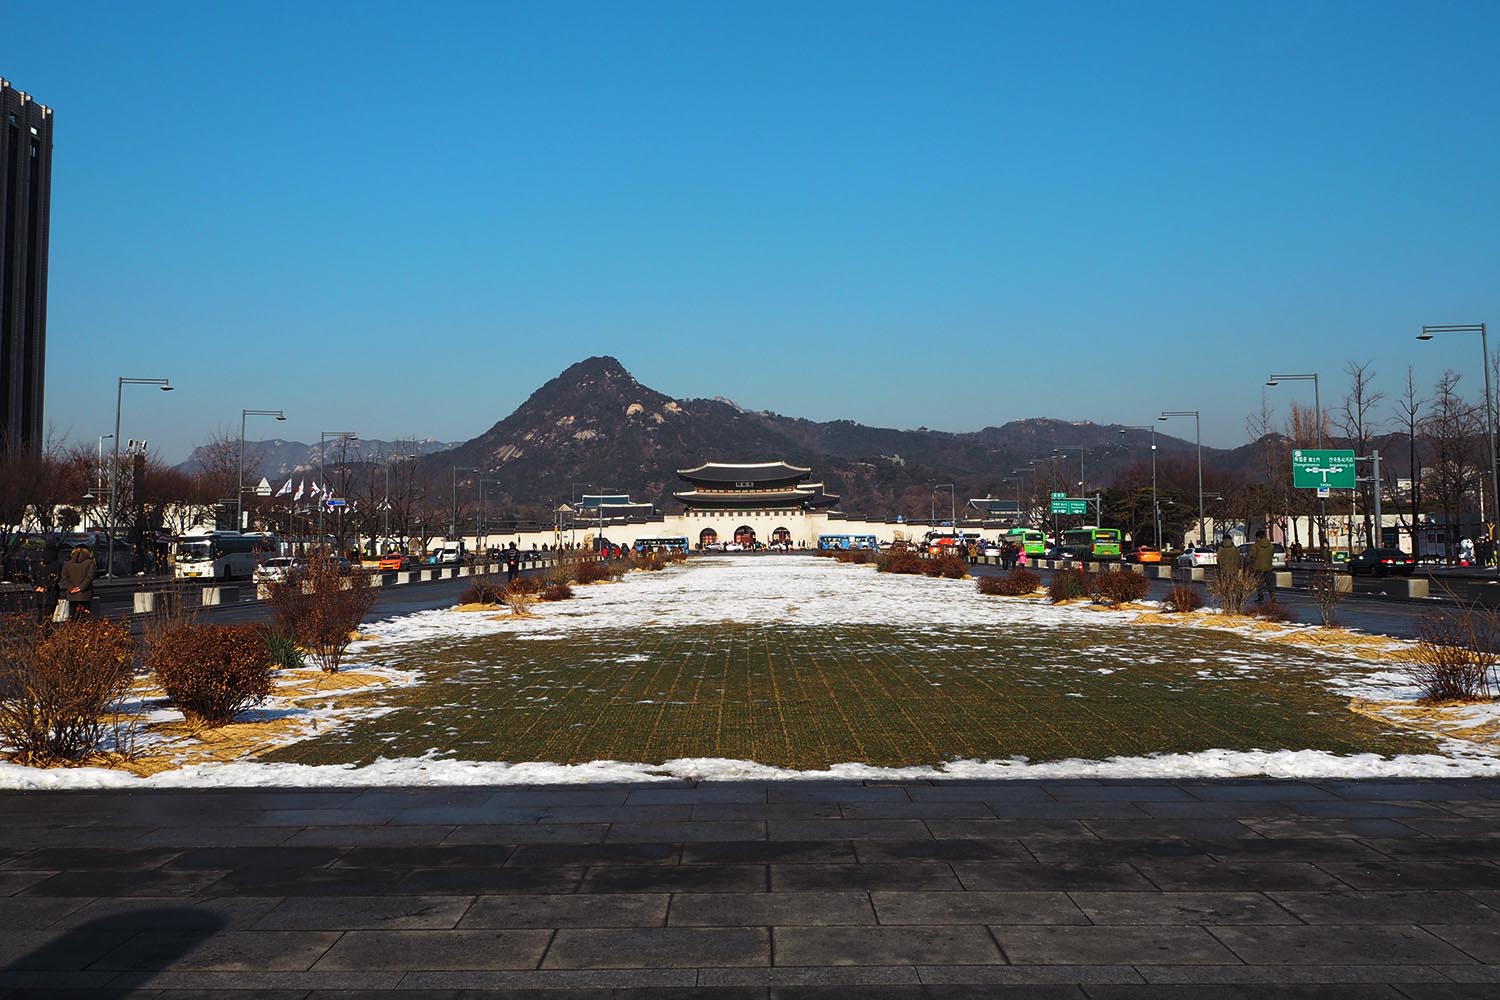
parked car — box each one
[253,556,306,584]
[1045,545,1082,560]
[378,553,417,571]
[1128,546,1163,564]
[1175,546,1218,568]
[1346,547,1417,577]
[1236,542,1288,568]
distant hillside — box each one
[420,356,1221,519]
[176,437,456,481]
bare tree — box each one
[1394,366,1425,557]
[1422,370,1484,563]
[1337,361,1384,547]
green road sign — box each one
[1291,449,1356,489]
[1049,491,1067,499]
[1050,499,1088,515]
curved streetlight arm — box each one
[1418,323,1495,574]
[237,409,287,531]
[1159,411,1204,545]
[109,377,173,578]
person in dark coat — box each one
[33,543,61,624]
[59,546,97,619]
[505,542,521,584]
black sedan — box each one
[1346,547,1417,577]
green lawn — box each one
[264,620,1432,769]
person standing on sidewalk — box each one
[59,546,97,620]
[505,542,521,585]
[33,542,61,625]
[1250,530,1277,604]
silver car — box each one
[253,556,306,584]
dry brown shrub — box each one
[265,555,377,674]
[540,581,574,602]
[977,568,1040,597]
[1408,605,1499,703]
[924,553,968,579]
[1164,584,1203,612]
[503,587,531,616]
[1248,602,1295,624]
[0,617,138,764]
[149,623,272,727]
[575,561,611,585]
[1208,564,1258,615]
[1093,571,1150,605]
[876,551,923,575]
[1310,568,1344,627]
[461,573,507,605]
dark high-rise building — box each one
[0,78,53,452]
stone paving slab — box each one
[4,778,1500,995]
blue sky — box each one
[7,1,1497,460]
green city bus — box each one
[1003,527,1047,557]
[1060,527,1122,560]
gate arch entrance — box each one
[699,528,718,548]
[771,527,791,546]
[734,525,757,547]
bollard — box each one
[1334,574,1353,594]
[1127,563,1145,575]
[1153,566,1174,579]
[1404,577,1429,599]
[1187,567,1205,582]
[1273,572,1293,588]
[133,592,157,615]
[202,585,240,606]
[397,571,418,585]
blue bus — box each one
[632,537,689,554]
[818,534,877,550]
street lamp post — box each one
[476,478,501,553]
[237,408,286,531]
[109,377,173,577]
[317,431,357,546]
[935,483,955,537]
[1120,425,1159,548]
[451,466,478,540]
[1159,411,1204,545]
[1419,324,1498,576]
[1052,446,1092,524]
[1267,372,1324,555]
[1011,467,1039,527]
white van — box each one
[433,540,466,565]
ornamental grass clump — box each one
[265,555,378,674]
[1164,584,1204,613]
[261,628,305,670]
[1408,604,1499,703]
[0,617,139,765]
[1048,568,1090,603]
[149,623,272,727]
[1092,571,1150,605]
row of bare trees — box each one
[1238,361,1493,561]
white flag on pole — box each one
[294,480,305,502]
[276,478,293,497]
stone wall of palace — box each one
[440,508,971,553]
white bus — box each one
[173,531,278,580]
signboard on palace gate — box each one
[1050,498,1088,515]
[1291,449,1356,489]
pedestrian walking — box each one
[59,546,97,620]
[1250,530,1276,603]
[33,542,60,625]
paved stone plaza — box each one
[3,780,1500,997]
